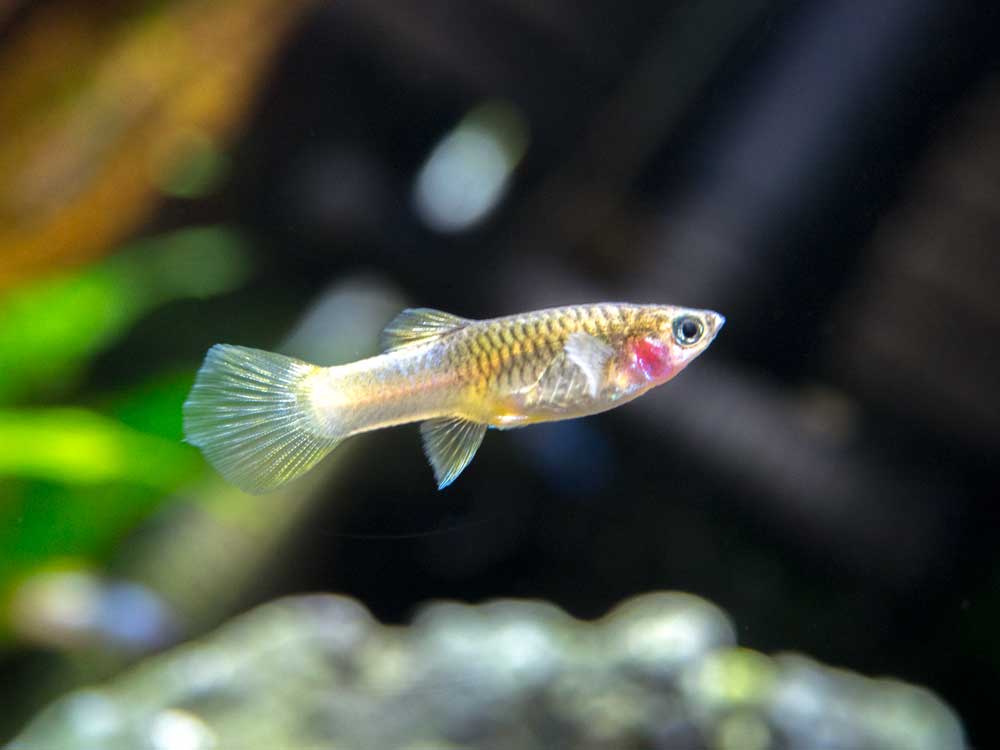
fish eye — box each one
[672,315,704,346]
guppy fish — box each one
[183,303,724,492]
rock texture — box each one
[9,592,964,750]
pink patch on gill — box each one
[629,337,672,381]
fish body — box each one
[183,303,724,492]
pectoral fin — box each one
[564,332,614,398]
[420,417,487,489]
[380,308,472,352]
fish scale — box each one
[463,305,612,396]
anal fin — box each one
[420,417,487,489]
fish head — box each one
[619,305,725,386]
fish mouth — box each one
[706,311,726,338]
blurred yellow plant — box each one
[0,0,316,292]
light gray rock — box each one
[8,592,965,750]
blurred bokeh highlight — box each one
[1,0,998,747]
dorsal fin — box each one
[380,308,471,352]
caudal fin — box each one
[183,345,340,493]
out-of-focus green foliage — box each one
[0,226,255,649]
[111,372,197,442]
[0,413,197,645]
[0,226,250,403]
[0,408,199,487]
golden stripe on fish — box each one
[183,302,725,492]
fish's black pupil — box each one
[673,316,703,345]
